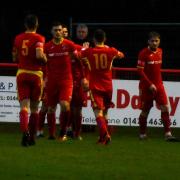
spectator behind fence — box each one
[73,23,89,44]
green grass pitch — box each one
[0,123,180,180]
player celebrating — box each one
[45,21,77,140]
[12,14,47,146]
[137,31,178,141]
[81,29,124,144]
[65,23,90,140]
[36,24,71,138]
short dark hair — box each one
[94,29,106,43]
[51,21,62,28]
[148,31,160,40]
[24,14,38,30]
[62,24,68,29]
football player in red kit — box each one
[12,14,47,146]
[45,21,77,141]
[81,29,124,144]
[137,31,178,141]
[37,24,71,138]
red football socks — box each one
[96,116,108,138]
[29,112,39,138]
[19,109,29,132]
[38,110,47,131]
[47,113,56,137]
[59,111,70,136]
[139,115,147,134]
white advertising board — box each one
[0,76,179,127]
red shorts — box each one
[90,89,114,110]
[139,85,168,110]
[47,79,73,107]
[17,72,43,101]
[71,84,88,107]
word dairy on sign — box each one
[116,89,179,116]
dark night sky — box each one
[1,0,180,68]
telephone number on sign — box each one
[121,117,177,126]
[0,96,18,101]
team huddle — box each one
[12,14,178,147]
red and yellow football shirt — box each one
[12,32,45,71]
[81,46,123,91]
